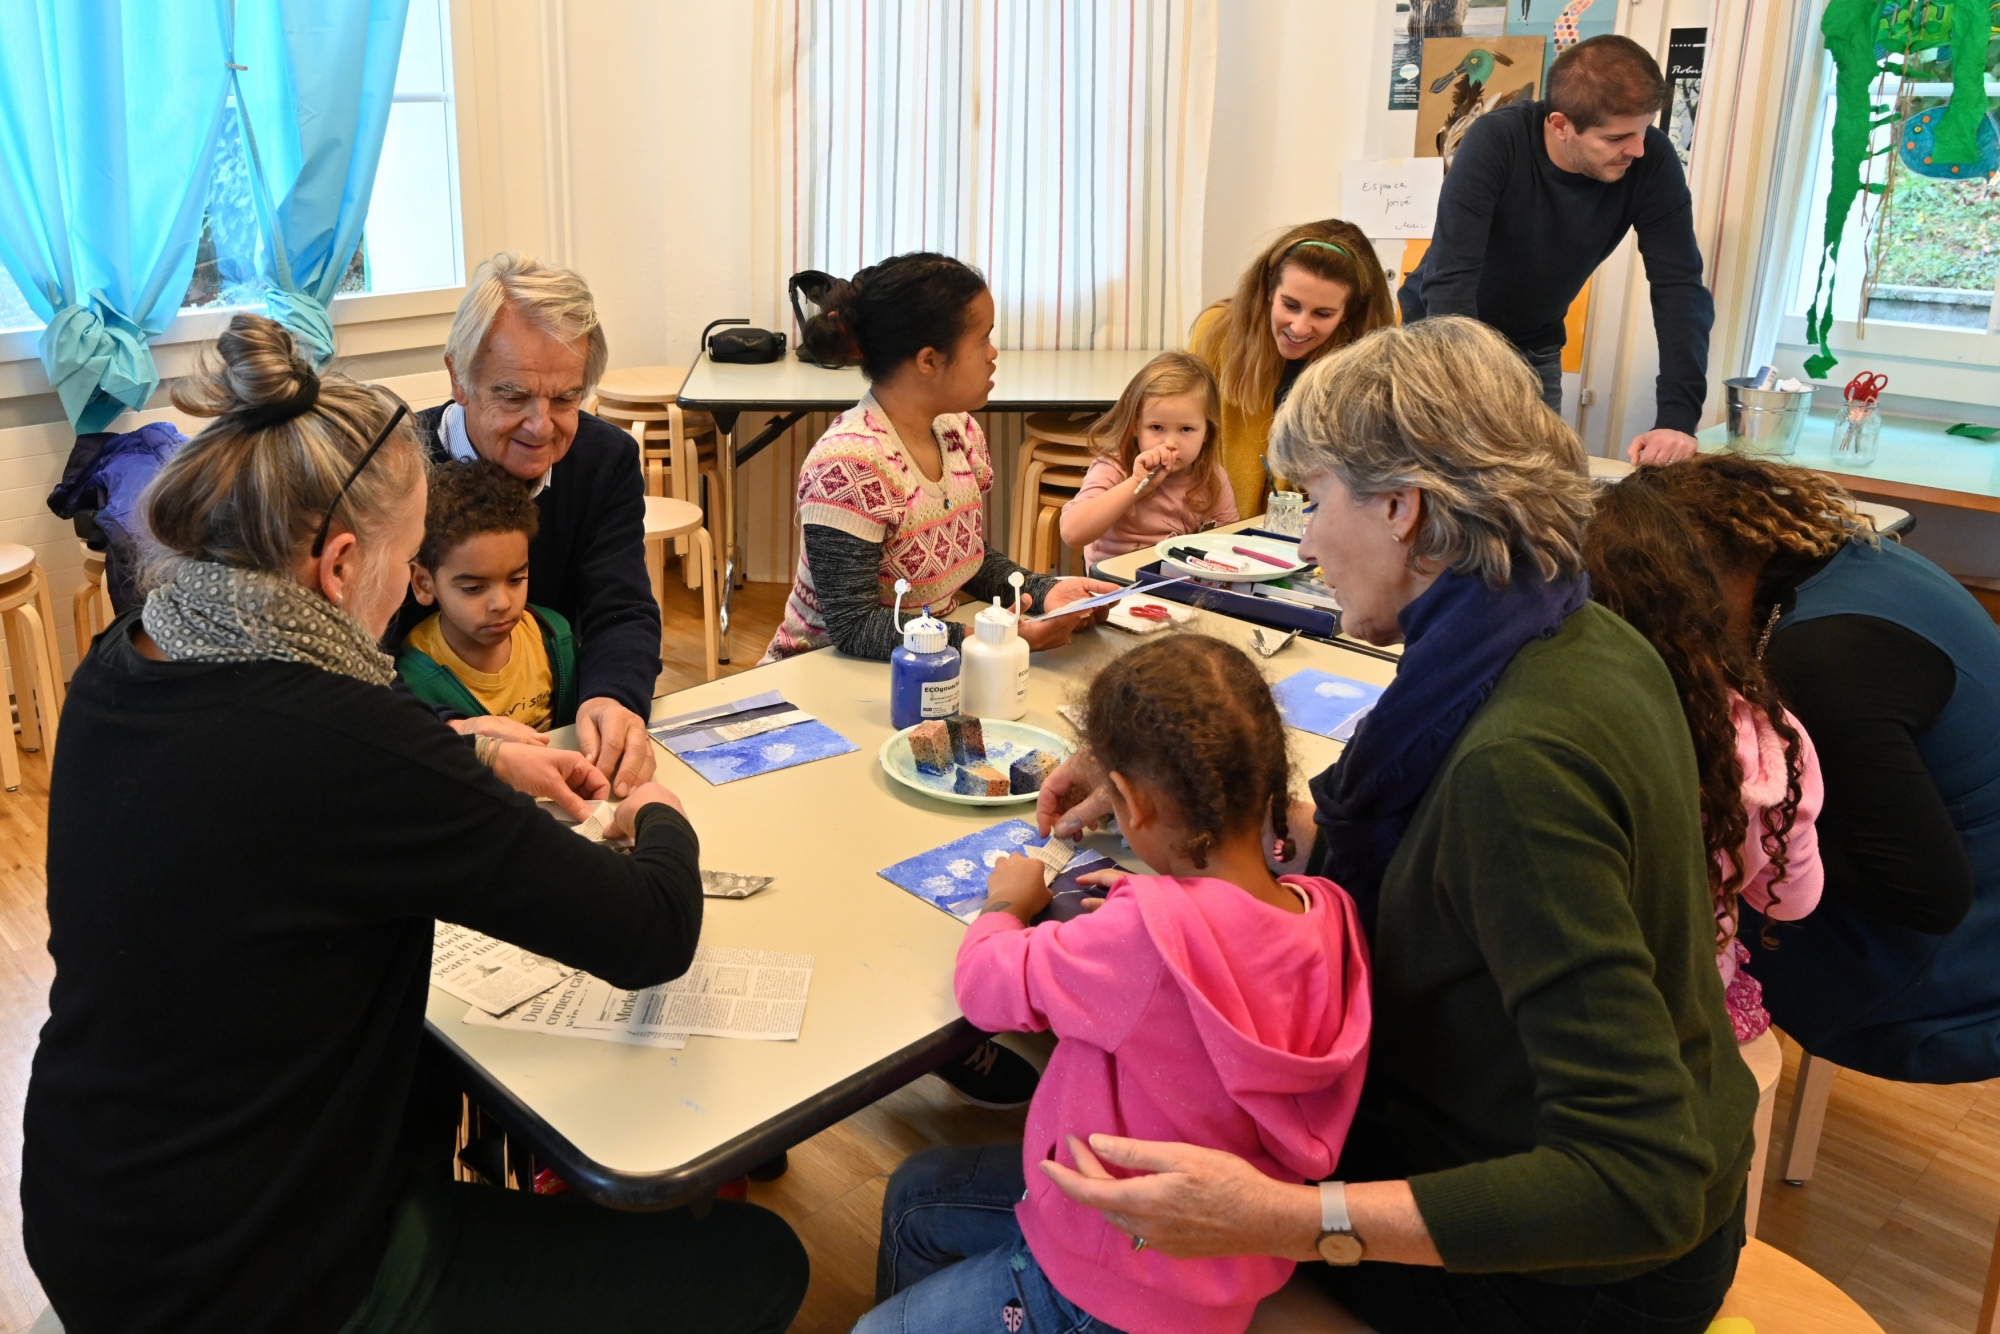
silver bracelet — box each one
[473,734,502,768]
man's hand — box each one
[492,744,609,821]
[609,781,686,840]
[575,696,658,798]
[978,853,1053,923]
[1040,1135,1323,1262]
[1035,751,1114,840]
[1626,428,1698,466]
[450,715,550,746]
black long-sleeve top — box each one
[397,405,662,716]
[801,524,1060,661]
[1764,613,1974,933]
[23,616,702,1334]
[1399,100,1714,434]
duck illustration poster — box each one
[1414,36,1547,174]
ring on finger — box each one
[1131,1235,1148,1253]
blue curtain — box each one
[0,1,229,431]
[231,0,412,367]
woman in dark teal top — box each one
[1635,455,2000,1084]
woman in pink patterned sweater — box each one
[761,253,1117,664]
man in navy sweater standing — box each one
[403,253,662,794]
[1399,35,1711,465]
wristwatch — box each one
[1315,1181,1364,1265]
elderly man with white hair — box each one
[399,253,662,794]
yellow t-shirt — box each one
[403,612,555,732]
[1188,304,1275,521]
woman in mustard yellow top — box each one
[1188,219,1396,517]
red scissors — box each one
[1844,372,1887,404]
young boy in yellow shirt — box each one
[397,460,578,730]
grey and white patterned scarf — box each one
[141,560,396,687]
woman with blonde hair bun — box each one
[22,314,806,1332]
[1187,218,1396,517]
[1035,316,1755,1334]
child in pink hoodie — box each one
[1718,692,1825,1041]
[1584,479,1825,1044]
[856,636,1370,1334]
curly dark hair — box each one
[1584,478,1806,947]
[416,458,540,570]
[1629,453,1871,575]
[1077,634,1294,870]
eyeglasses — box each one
[311,405,410,558]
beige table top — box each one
[676,348,1163,414]
[424,608,1397,1207]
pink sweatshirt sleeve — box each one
[953,890,1163,1053]
[1742,710,1825,922]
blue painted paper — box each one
[675,719,859,785]
[1271,670,1386,742]
[879,820,1054,923]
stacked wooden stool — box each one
[0,543,65,791]
[588,366,730,594]
[1014,411,1100,575]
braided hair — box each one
[1078,634,1294,870]
[1585,479,1807,947]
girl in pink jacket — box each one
[856,635,1371,1334]
[1585,479,1825,1044]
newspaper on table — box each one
[460,969,688,1048]
[461,944,816,1045]
[431,922,570,1015]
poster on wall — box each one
[1661,28,1707,167]
[1387,0,1508,111]
[1509,0,1615,81]
[1415,35,1546,172]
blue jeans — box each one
[859,1145,1125,1334]
[1523,343,1565,415]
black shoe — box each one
[933,1039,1039,1110]
[747,1150,789,1182]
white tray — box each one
[1153,531,1306,583]
[878,719,1073,806]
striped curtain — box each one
[750,0,1218,352]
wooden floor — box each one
[3,576,1999,1332]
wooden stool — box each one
[1740,1027,1783,1238]
[591,366,731,594]
[0,544,65,790]
[643,495,720,682]
[1015,410,1099,563]
[1717,1239,1883,1331]
[73,542,113,666]
[1027,465,1090,575]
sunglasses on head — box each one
[310,404,410,558]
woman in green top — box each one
[1032,317,1755,1332]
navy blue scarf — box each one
[1309,567,1589,936]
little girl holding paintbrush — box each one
[1060,352,1238,575]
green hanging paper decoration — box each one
[1802,0,1887,380]
[1928,0,1993,163]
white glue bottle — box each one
[961,572,1030,719]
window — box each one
[1788,44,2000,334]
[0,0,460,338]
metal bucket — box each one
[1723,377,1813,457]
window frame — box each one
[0,0,481,398]
[1762,34,2000,406]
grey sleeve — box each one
[802,525,1062,661]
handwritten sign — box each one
[1341,159,1445,240]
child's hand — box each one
[979,853,1053,923]
[1132,445,1175,478]
[1067,866,1125,914]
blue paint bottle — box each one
[889,577,961,730]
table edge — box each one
[424,1015,985,1210]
